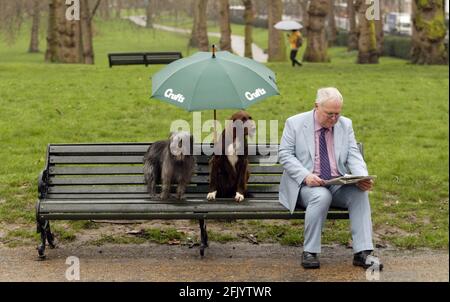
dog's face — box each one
[169,131,193,161]
[229,110,256,138]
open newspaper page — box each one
[324,174,376,186]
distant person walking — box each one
[288,29,303,67]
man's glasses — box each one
[323,111,340,119]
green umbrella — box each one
[151,46,280,140]
[151,47,279,112]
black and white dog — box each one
[143,131,195,200]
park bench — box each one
[108,52,183,67]
[36,143,360,259]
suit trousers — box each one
[296,184,374,254]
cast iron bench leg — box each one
[37,219,55,259]
[199,219,208,257]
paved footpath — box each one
[0,243,447,282]
[127,16,268,63]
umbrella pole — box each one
[213,109,217,143]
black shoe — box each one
[302,251,320,269]
[353,250,383,271]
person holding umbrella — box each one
[274,20,303,67]
[288,29,303,67]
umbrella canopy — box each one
[151,50,279,112]
[274,20,303,31]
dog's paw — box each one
[235,192,245,203]
[160,193,171,200]
[207,191,217,201]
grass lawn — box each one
[0,17,448,249]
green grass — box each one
[0,17,448,249]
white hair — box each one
[315,87,343,106]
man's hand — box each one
[356,179,373,191]
[304,174,326,187]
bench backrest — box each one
[41,143,282,200]
[41,142,363,201]
[108,52,183,67]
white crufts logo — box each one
[245,88,266,101]
[164,89,185,103]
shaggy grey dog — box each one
[143,131,195,200]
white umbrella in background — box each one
[274,20,303,31]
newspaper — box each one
[324,174,376,186]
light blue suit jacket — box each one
[278,110,368,213]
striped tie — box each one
[319,128,332,180]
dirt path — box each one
[0,243,447,282]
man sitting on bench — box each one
[278,87,383,270]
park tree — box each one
[303,0,330,62]
[146,0,153,28]
[28,0,41,53]
[327,0,337,46]
[268,0,286,62]
[190,0,209,51]
[375,0,384,56]
[115,0,123,18]
[299,0,310,29]
[0,0,26,45]
[45,0,100,64]
[411,0,448,65]
[242,0,254,58]
[347,0,358,51]
[355,0,378,63]
[219,0,232,51]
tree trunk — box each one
[268,0,286,62]
[355,0,378,64]
[303,0,329,62]
[411,0,448,65]
[189,0,199,47]
[99,0,110,19]
[45,0,81,63]
[28,0,40,53]
[327,0,337,46]
[146,0,153,28]
[219,0,232,51]
[196,0,209,51]
[347,0,358,51]
[242,0,254,58]
[80,0,95,64]
[115,0,122,18]
[375,15,384,55]
[300,0,309,29]
[45,0,97,64]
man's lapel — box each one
[302,110,315,161]
[333,119,343,164]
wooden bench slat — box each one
[39,211,349,220]
[50,156,145,164]
[48,165,283,175]
[50,145,150,154]
[47,184,280,194]
[49,155,279,164]
[49,144,278,155]
[48,175,282,185]
[45,193,281,199]
[39,201,292,213]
